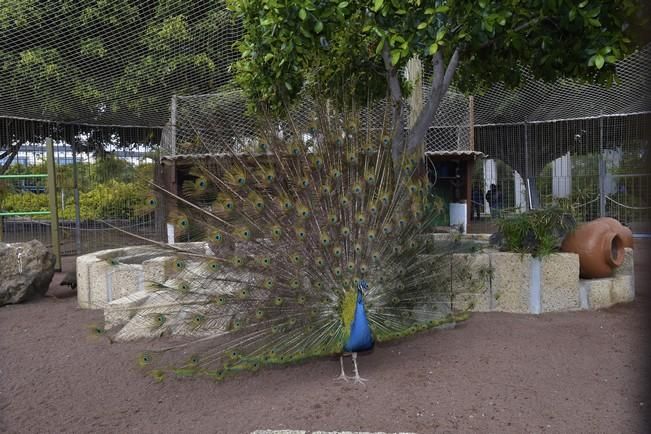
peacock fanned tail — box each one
[106,106,484,381]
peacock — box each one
[104,106,485,384]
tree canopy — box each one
[230,0,647,160]
[0,0,239,124]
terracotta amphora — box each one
[561,219,625,278]
[596,217,634,248]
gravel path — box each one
[1,242,648,433]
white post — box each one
[167,223,176,245]
[552,152,572,198]
[514,170,527,212]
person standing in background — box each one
[486,183,502,218]
[471,184,484,220]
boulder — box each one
[0,240,55,305]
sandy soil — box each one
[0,243,649,434]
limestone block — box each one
[611,274,635,304]
[110,264,145,301]
[76,253,99,309]
[614,247,634,276]
[104,290,151,329]
[540,253,580,312]
[451,253,492,312]
[143,256,174,285]
[87,259,112,309]
[490,252,531,313]
[581,278,613,310]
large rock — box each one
[0,240,55,305]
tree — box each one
[0,0,238,123]
[230,0,646,164]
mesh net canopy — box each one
[1,1,650,252]
[1,1,649,139]
[0,0,241,127]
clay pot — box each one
[561,219,625,278]
[596,217,634,248]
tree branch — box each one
[381,41,406,164]
[0,145,20,175]
[405,47,460,154]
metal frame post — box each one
[170,95,177,156]
[72,142,82,254]
[598,114,606,217]
[46,138,61,270]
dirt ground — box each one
[1,243,649,434]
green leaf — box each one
[588,18,601,27]
[428,42,439,55]
[568,8,576,21]
[435,28,446,41]
[594,54,605,69]
[284,81,293,90]
[314,21,323,33]
[417,22,427,30]
[298,8,307,20]
[337,1,349,8]
[263,53,274,61]
[578,0,588,8]
[390,49,401,65]
[425,8,435,14]
[372,0,384,12]
[375,40,384,55]
[435,5,450,13]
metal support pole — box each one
[598,114,606,218]
[523,122,531,210]
[468,96,475,151]
[72,142,81,254]
[170,95,177,156]
[46,138,61,270]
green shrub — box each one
[1,191,50,214]
[1,180,152,220]
[493,207,576,257]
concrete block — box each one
[490,252,531,313]
[110,264,145,301]
[614,247,634,276]
[87,259,112,309]
[104,290,151,329]
[451,253,492,312]
[611,274,635,304]
[143,256,174,285]
[540,253,580,312]
[581,278,613,310]
[76,253,99,309]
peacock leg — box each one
[334,355,350,382]
[351,352,367,385]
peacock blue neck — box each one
[343,288,375,353]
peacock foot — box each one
[334,372,352,382]
[352,374,368,385]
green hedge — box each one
[1,179,152,220]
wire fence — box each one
[1,0,649,253]
[472,112,650,234]
[0,137,164,256]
